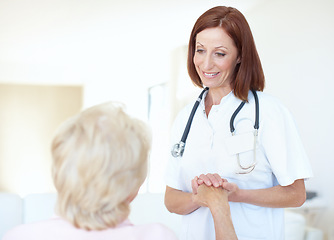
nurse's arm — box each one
[224,179,306,208]
[165,186,200,215]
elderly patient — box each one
[3,102,178,240]
[3,102,238,240]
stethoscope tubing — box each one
[230,101,246,133]
[230,89,259,134]
[253,89,259,130]
[180,87,209,143]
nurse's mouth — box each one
[203,72,220,77]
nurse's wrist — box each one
[190,192,202,209]
[228,189,246,202]
[229,188,246,203]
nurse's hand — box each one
[191,173,226,194]
[191,176,201,194]
[222,181,240,202]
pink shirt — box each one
[3,217,178,240]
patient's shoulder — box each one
[133,223,178,240]
[3,218,178,240]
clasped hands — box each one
[191,173,239,208]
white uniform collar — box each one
[199,90,234,110]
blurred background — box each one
[0,0,333,238]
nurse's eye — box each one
[215,52,226,57]
[195,49,205,54]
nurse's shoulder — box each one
[255,91,292,119]
[254,91,302,138]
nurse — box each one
[164,6,313,240]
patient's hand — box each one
[222,181,240,202]
[192,185,238,240]
[192,184,229,209]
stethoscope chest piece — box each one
[171,141,185,158]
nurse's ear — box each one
[236,56,241,65]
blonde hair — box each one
[51,102,151,230]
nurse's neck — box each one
[205,87,232,117]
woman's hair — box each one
[187,6,265,101]
[51,102,151,230]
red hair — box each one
[187,6,265,101]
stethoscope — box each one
[171,87,260,174]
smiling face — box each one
[193,27,240,91]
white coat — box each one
[165,90,313,240]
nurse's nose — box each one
[203,54,214,70]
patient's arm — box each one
[192,185,238,240]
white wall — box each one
[0,0,333,238]
[0,85,82,196]
[0,0,261,117]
